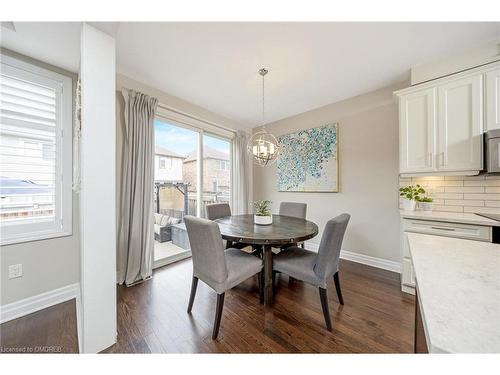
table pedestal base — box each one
[263,244,273,306]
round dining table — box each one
[214,214,319,306]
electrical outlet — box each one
[8,264,22,279]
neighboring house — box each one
[0,133,56,221]
[154,145,185,182]
[0,176,54,221]
[183,146,230,194]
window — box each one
[159,157,166,169]
[0,54,73,245]
[159,156,173,170]
[216,159,229,171]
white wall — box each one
[253,82,406,264]
[80,23,116,353]
[0,48,80,307]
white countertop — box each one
[407,233,500,353]
[400,210,500,227]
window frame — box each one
[0,53,73,245]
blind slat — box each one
[0,83,55,105]
[0,92,56,113]
[1,75,56,98]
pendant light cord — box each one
[259,67,268,131]
[262,70,266,131]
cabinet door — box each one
[399,88,436,173]
[486,68,500,131]
[437,74,483,171]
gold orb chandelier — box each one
[247,68,279,166]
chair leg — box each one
[187,276,198,313]
[319,287,332,331]
[333,272,344,305]
[212,293,225,340]
[259,271,264,304]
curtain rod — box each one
[156,102,238,135]
[122,86,244,135]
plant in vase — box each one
[399,184,426,211]
[253,200,273,225]
[417,195,434,211]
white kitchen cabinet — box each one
[399,88,436,173]
[395,62,500,176]
[486,67,500,131]
[437,74,483,172]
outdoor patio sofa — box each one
[153,213,182,243]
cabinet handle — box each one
[440,152,445,167]
[430,226,455,231]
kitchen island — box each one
[407,233,500,353]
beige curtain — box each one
[232,130,250,214]
[117,89,158,286]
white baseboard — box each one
[0,282,81,325]
[305,242,401,274]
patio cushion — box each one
[154,213,170,226]
[166,217,181,225]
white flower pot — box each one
[419,202,434,211]
[254,215,273,225]
[402,199,416,211]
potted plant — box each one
[417,196,434,211]
[399,184,426,211]
[253,200,273,225]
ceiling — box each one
[114,23,500,127]
[2,22,499,128]
[0,22,81,73]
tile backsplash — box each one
[399,175,500,214]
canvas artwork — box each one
[277,123,338,192]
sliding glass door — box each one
[152,118,232,268]
[201,133,231,218]
[153,119,199,267]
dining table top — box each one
[214,214,319,246]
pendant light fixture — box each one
[247,68,279,166]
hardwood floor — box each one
[103,258,415,353]
[0,259,415,354]
[0,299,78,353]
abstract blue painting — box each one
[277,123,338,192]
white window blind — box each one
[0,54,72,245]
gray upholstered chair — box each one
[272,213,350,331]
[206,202,231,221]
[205,202,252,252]
[184,215,263,339]
[279,201,307,219]
[278,202,307,249]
